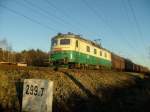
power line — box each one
[24,0,81,32]
[81,0,147,66]
[121,0,139,47]
[115,0,147,65]
[44,0,84,32]
[0,4,57,31]
[24,0,69,25]
[81,0,114,32]
[45,0,67,18]
[120,0,143,52]
[127,0,146,47]
[81,0,138,52]
[44,0,92,35]
[13,0,67,31]
[121,0,147,66]
[126,0,147,64]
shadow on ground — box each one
[1,71,150,112]
[53,72,150,112]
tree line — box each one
[0,48,49,67]
[0,39,49,66]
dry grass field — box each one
[0,64,150,112]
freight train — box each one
[50,33,149,73]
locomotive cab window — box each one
[105,52,107,58]
[76,40,78,48]
[60,39,70,45]
[86,46,90,52]
[100,51,102,56]
[52,39,58,46]
[94,49,97,54]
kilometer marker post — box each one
[22,79,53,112]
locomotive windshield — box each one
[52,39,58,46]
[60,39,70,45]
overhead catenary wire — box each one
[81,0,139,54]
[120,1,141,49]
[81,0,115,33]
[23,0,82,33]
[121,0,140,48]
[127,0,146,47]
[126,0,147,65]
[127,0,147,63]
[81,0,148,66]
[15,0,97,37]
[44,0,93,36]
[120,0,147,65]
[23,0,70,26]
[0,4,57,31]
[81,0,124,38]
[44,0,69,20]
[120,0,147,66]
[13,0,68,31]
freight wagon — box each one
[140,66,149,73]
[124,59,134,72]
[133,64,140,73]
[111,53,125,71]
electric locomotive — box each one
[50,32,112,69]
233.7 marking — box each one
[25,84,44,96]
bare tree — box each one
[0,38,8,61]
[0,38,13,62]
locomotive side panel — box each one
[74,38,112,68]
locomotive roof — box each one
[52,33,111,53]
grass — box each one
[0,65,150,112]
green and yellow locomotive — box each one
[50,33,112,69]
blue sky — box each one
[0,0,150,68]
